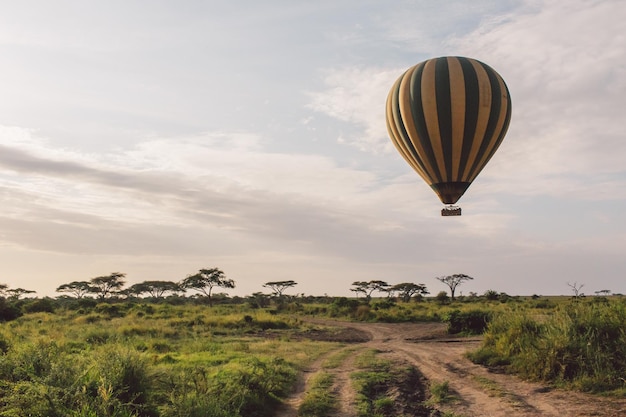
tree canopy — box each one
[436,274,473,300]
[263,280,297,298]
[180,268,234,307]
[56,281,93,299]
[390,283,429,302]
[6,288,36,299]
[127,281,181,298]
[350,280,390,300]
[90,273,126,300]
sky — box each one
[0,0,624,298]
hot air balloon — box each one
[385,56,511,216]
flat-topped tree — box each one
[56,281,93,299]
[90,272,126,300]
[350,280,391,301]
[128,281,181,298]
[391,283,429,302]
[181,268,234,307]
[6,288,36,299]
[263,280,297,298]
[436,274,473,300]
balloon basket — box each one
[441,205,461,216]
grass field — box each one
[0,294,624,416]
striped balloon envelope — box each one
[386,56,512,216]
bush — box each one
[94,303,126,318]
[371,299,396,310]
[443,309,491,335]
[92,349,157,416]
[0,335,9,354]
[0,298,22,321]
[471,300,626,390]
[354,305,372,321]
[484,290,499,301]
[22,298,56,314]
[434,291,449,305]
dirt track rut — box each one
[276,320,626,417]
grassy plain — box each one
[0,293,624,416]
[0,302,339,417]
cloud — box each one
[0,124,515,273]
[306,66,402,153]
[0,1,623,297]
[449,0,626,199]
[308,0,626,203]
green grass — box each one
[350,349,435,417]
[0,304,339,417]
[321,346,359,369]
[469,298,626,392]
[428,380,455,404]
[1,293,624,417]
[298,372,337,417]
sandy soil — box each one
[275,319,626,417]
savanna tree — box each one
[350,280,390,301]
[180,268,234,307]
[89,272,126,300]
[263,280,297,298]
[128,281,181,298]
[56,281,93,299]
[390,283,429,302]
[567,281,585,298]
[6,288,36,299]
[436,274,473,300]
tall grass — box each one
[469,299,626,392]
[0,304,337,416]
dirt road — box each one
[277,320,626,417]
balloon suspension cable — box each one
[441,205,462,216]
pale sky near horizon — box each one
[0,0,624,298]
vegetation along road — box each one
[277,319,626,417]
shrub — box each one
[471,301,626,390]
[443,309,491,335]
[0,298,22,321]
[371,299,396,310]
[0,335,9,353]
[89,348,157,416]
[354,305,372,321]
[94,303,126,318]
[22,298,56,314]
[434,291,449,305]
[484,290,499,301]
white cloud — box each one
[306,67,402,153]
[450,0,626,198]
[308,0,626,203]
[0,1,624,297]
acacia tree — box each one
[390,283,429,302]
[6,288,36,299]
[263,280,297,298]
[89,272,126,300]
[350,280,390,301]
[56,281,93,299]
[436,274,473,300]
[180,268,234,307]
[127,281,181,298]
